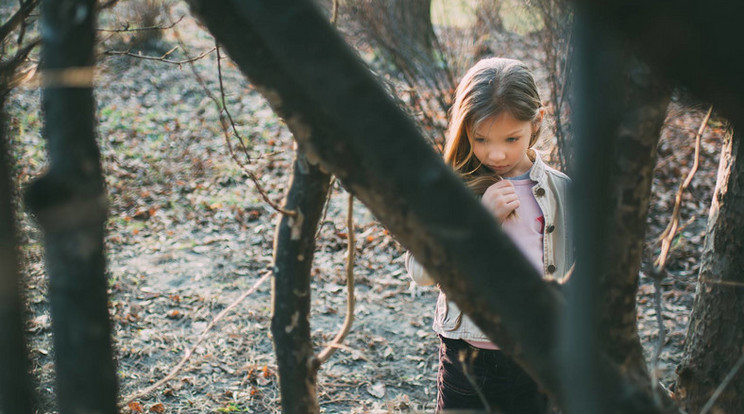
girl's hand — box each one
[481,180,519,222]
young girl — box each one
[406,57,574,413]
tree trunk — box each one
[23,1,118,412]
[564,12,672,413]
[271,149,331,414]
[574,0,744,140]
[675,128,744,413]
[0,100,36,414]
[185,1,677,412]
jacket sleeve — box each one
[404,251,436,286]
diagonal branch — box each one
[0,0,39,45]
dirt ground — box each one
[5,3,725,414]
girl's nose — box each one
[489,149,506,162]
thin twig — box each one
[317,193,356,364]
[699,351,744,414]
[119,272,271,407]
[98,15,184,33]
[168,17,293,216]
[213,43,295,216]
[215,45,251,158]
[102,46,216,66]
[699,278,744,288]
[314,176,337,241]
[331,0,340,25]
[655,105,713,270]
[650,273,666,405]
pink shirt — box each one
[467,176,545,350]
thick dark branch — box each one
[271,149,331,414]
[574,0,744,129]
[186,1,678,412]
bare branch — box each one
[213,44,295,216]
[1,37,40,93]
[164,15,294,215]
[317,193,356,364]
[655,105,713,270]
[0,0,39,45]
[102,46,216,66]
[97,14,184,33]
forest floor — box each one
[5,3,726,414]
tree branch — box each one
[0,0,39,45]
[317,193,356,364]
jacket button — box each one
[547,264,556,274]
[546,224,555,233]
[535,187,545,196]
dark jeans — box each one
[437,336,548,413]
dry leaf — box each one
[127,401,144,413]
[149,402,165,413]
[367,382,386,399]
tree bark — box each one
[23,1,118,412]
[186,1,677,412]
[271,149,331,414]
[0,100,36,414]
[573,0,744,134]
[564,12,673,413]
[675,129,744,413]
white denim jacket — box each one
[405,150,574,342]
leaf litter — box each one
[4,3,725,413]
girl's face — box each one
[470,110,542,178]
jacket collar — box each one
[527,148,547,182]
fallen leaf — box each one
[149,402,165,413]
[127,401,144,413]
[367,382,386,399]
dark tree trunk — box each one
[564,12,673,413]
[23,1,118,412]
[593,54,671,372]
[573,0,744,138]
[271,149,331,414]
[675,129,744,413]
[186,1,677,412]
[0,101,36,414]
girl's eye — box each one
[506,137,519,143]
[474,137,486,143]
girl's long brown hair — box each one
[443,57,543,196]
